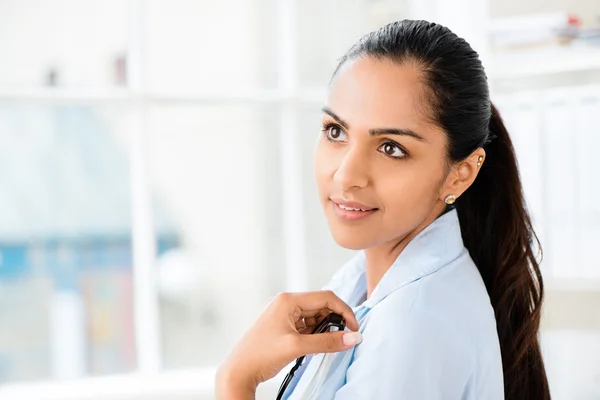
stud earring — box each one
[445,195,456,205]
[477,156,483,167]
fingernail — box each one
[343,332,363,346]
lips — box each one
[330,198,377,211]
[330,198,378,221]
[338,203,373,212]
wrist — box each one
[215,364,257,400]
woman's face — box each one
[314,56,452,250]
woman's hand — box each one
[215,290,362,399]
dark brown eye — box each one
[324,125,347,142]
[378,142,406,158]
[329,126,342,139]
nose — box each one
[333,146,369,191]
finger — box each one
[303,309,336,332]
[295,318,307,332]
[304,316,318,328]
[297,331,363,355]
[289,292,359,331]
[299,316,320,335]
[289,291,360,331]
[298,309,339,332]
[293,308,331,325]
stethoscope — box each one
[276,313,346,400]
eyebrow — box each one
[321,106,426,142]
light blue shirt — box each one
[282,208,504,399]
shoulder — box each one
[334,253,503,399]
[360,281,474,364]
[342,281,475,398]
[360,252,497,360]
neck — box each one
[364,205,448,298]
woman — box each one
[216,20,550,399]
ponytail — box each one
[456,104,551,400]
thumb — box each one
[298,331,363,355]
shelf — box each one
[487,45,600,79]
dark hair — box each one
[333,20,549,400]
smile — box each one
[338,204,372,212]
[331,200,378,221]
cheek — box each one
[377,162,443,216]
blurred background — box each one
[0,0,598,399]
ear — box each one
[440,148,486,203]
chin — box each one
[328,227,372,250]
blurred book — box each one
[79,240,135,376]
[573,86,600,279]
[541,89,579,279]
[0,244,53,382]
[493,85,600,279]
[493,93,546,266]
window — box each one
[0,104,134,381]
[1,1,598,399]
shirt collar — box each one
[323,208,465,309]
